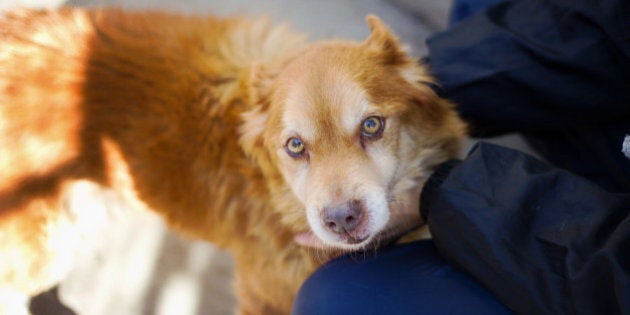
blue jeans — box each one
[292,241,512,314]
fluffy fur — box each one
[0,8,466,314]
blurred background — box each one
[1,1,530,314]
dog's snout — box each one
[323,200,363,234]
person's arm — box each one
[427,0,630,137]
[421,142,630,314]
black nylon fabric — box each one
[427,0,630,192]
[421,143,630,314]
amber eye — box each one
[361,116,384,138]
[285,137,306,157]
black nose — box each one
[323,200,363,234]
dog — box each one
[0,8,466,314]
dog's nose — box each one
[323,200,363,234]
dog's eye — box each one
[361,116,384,138]
[285,137,306,157]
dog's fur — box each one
[0,8,466,314]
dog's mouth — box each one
[293,229,373,249]
[346,235,369,245]
[332,229,372,247]
[294,224,418,250]
[334,220,421,249]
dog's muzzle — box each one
[321,199,368,243]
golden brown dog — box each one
[0,8,466,314]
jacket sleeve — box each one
[426,0,630,136]
[420,142,630,314]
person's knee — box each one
[292,241,512,315]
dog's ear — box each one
[240,63,273,156]
[364,15,436,95]
[248,63,274,107]
[363,15,407,65]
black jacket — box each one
[422,143,629,314]
[428,0,630,192]
[422,0,630,313]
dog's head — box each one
[240,16,465,250]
